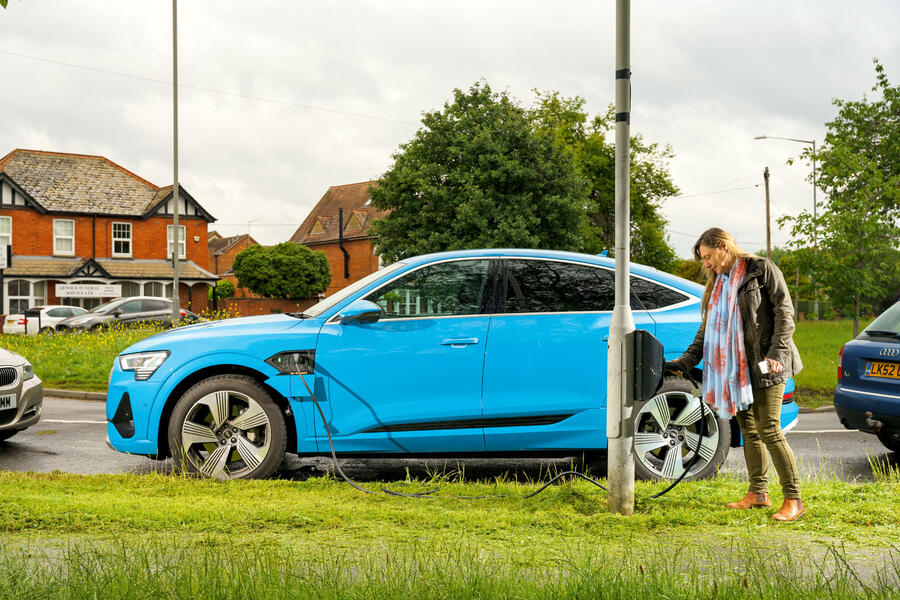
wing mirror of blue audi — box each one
[337,300,383,324]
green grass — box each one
[0,325,165,391]
[792,319,871,409]
[0,471,898,598]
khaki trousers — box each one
[734,383,801,499]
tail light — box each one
[179,309,186,317]
[837,344,845,381]
[17,317,27,326]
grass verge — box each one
[0,470,898,598]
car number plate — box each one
[866,361,900,380]
[0,394,16,410]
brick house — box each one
[290,181,388,296]
[208,231,257,284]
[0,149,217,314]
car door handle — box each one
[441,338,479,347]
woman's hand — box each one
[765,358,784,374]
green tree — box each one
[672,259,705,285]
[531,92,679,271]
[369,82,590,262]
[232,243,331,299]
[780,60,900,334]
[208,280,235,301]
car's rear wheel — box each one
[632,375,730,481]
[877,431,900,454]
[40,327,53,334]
[168,375,287,480]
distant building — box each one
[0,149,217,313]
[290,181,387,296]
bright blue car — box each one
[107,249,799,480]
[834,300,900,453]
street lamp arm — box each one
[754,134,815,145]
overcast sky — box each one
[2,1,897,258]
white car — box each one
[2,305,89,335]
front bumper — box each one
[0,370,43,431]
[834,384,900,434]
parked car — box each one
[834,300,900,453]
[55,297,196,332]
[106,249,799,480]
[0,348,43,441]
[2,305,90,335]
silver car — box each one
[0,348,43,441]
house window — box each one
[114,281,141,298]
[54,219,75,255]
[6,280,45,314]
[144,281,164,297]
[0,216,10,247]
[167,225,186,259]
[112,222,132,257]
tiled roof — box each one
[290,181,389,245]
[209,233,256,256]
[0,149,209,219]
[4,255,217,281]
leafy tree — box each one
[780,60,900,334]
[369,82,590,262]
[531,92,679,271]
[672,259,705,285]
[232,243,331,299]
[208,280,235,301]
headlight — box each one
[118,351,170,381]
[23,364,35,381]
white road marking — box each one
[788,429,856,434]
[42,419,107,424]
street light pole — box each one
[171,0,181,322]
[607,0,635,516]
[754,134,819,317]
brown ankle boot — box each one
[725,492,772,509]
[772,498,805,521]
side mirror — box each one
[337,300,383,325]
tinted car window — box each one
[46,308,68,317]
[503,260,615,313]
[117,300,144,314]
[630,277,689,310]
[366,260,490,319]
[142,299,170,312]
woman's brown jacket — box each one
[676,256,803,389]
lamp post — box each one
[754,135,818,318]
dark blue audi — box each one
[834,300,900,453]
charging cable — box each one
[297,369,707,500]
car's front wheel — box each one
[632,376,730,481]
[168,375,287,480]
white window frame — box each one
[0,216,11,247]
[5,279,45,314]
[112,222,132,257]
[167,225,186,259]
[53,219,75,256]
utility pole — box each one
[607,0,635,516]
[764,166,771,259]
[171,0,181,322]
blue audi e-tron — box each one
[107,249,800,480]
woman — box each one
[668,228,805,521]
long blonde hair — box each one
[693,228,755,317]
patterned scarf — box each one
[702,258,754,418]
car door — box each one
[112,299,145,326]
[312,258,494,454]
[481,258,656,452]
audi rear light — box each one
[838,344,844,381]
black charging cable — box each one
[297,368,707,501]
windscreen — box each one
[864,301,900,334]
[303,262,407,318]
